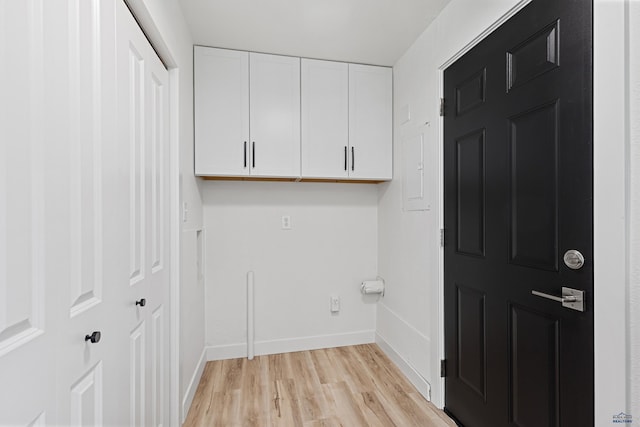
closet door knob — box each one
[136,298,146,307]
[85,331,101,344]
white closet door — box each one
[0,1,57,424]
[194,47,250,176]
[55,0,119,424]
[301,59,349,179]
[0,0,121,425]
[249,52,301,178]
[0,2,171,425]
[348,64,393,180]
[116,1,172,426]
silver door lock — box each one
[563,249,585,270]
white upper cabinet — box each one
[194,47,249,176]
[302,61,393,180]
[348,64,393,180]
[249,53,301,178]
[194,48,300,178]
[301,59,349,179]
[194,47,392,181]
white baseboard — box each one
[181,348,207,424]
[206,329,376,361]
[376,333,432,401]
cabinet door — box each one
[301,59,349,179]
[348,64,393,180]
[194,47,249,176]
[249,53,300,178]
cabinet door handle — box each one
[252,142,255,168]
[244,141,247,168]
[351,147,355,171]
[344,146,347,171]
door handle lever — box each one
[531,291,577,303]
[531,287,585,312]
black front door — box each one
[443,0,593,426]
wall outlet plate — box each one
[330,295,340,313]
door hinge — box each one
[440,228,445,247]
[440,359,447,378]
[439,98,445,117]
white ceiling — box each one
[179,0,451,66]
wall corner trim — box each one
[375,332,432,403]
[181,348,207,423]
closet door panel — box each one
[0,1,54,424]
[116,1,172,425]
[57,0,119,425]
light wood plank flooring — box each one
[184,344,456,427]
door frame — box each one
[435,0,630,425]
[117,1,182,425]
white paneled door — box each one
[0,0,171,425]
[0,1,56,424]
[116,1,171,425]
[54,0,117,424]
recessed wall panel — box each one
[69,0,103,317]
[509,305,560,427]
[456,130,486,257]
[507,21,560,91]
[404,132,425,207]
[509,102,558,270]
[129,46,145,286]
[0,0,45,356]
[456,284,486,400]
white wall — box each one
[123,0,205,423]
[629,0,640,418]
[378,0,527,406]
[202,181,378,359]
[593,0,640,423]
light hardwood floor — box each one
[184,344,456,427]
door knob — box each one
[85,331,101,343]
[531,286,585,312]
[136,298,146,307]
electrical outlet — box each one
[182,202,188,223]
[330,295,340,313]
[281,215,291,230]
